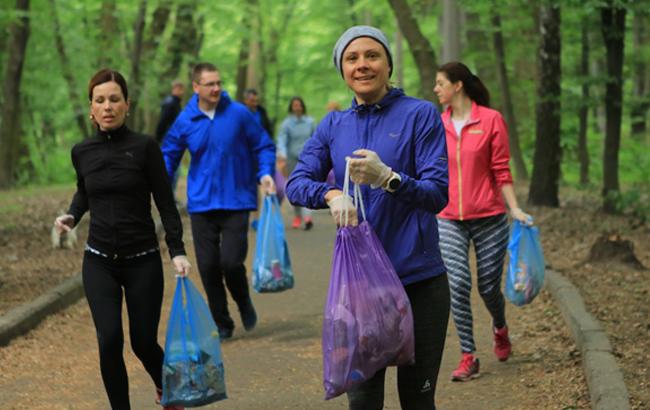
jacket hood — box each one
[186,90,232,119]
[350,87,404,113]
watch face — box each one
[389,177,400,190]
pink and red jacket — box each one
[439,102,513,221]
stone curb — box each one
[0,273,84,346]
[545,269,630,410]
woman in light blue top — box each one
[277,96,316,230]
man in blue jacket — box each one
[162,62,276,339]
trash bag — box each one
[253,194,294,293]
[322,159,414,400]
[161,276,227,407]
[505,220,545,306]
[274,169,286,204]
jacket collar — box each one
[443,100,481,127]
[187,90,232,120]
[351,87,404,114]
[95,124,129,140]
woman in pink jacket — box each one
[433,62,532,381]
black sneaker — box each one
[239,299,257,331]
[218,326,234,340]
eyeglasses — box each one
[198,81,223,88]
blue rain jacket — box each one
[286,88,449,285]
[162,91,275,213]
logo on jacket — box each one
[468,128,483,134]
[389,132,400,138]
[125,151,134,158]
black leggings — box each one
[82,251,165,410]
[346,274,450,410]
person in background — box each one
[277,96,316,230]
[243,88,275,231]
[155,79,185,202]
[433,61,532,382]
[54,69,190,410]
[162,63,276,340]
[286,26,450,409]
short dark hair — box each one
[88,69,128,101]
[244,88,258,98]
[288,96,307,114]
[192,62,219,83]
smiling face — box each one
[90,81,129,131]
[341,37,391,105]
[193,70,222,110]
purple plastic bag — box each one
[274,169,286,204]
[322,221,415,400]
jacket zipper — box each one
[107,132,118,257]
[456,136,463,221]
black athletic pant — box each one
[82,251,165,410]
[190,210,250,331]
[346,274,450,410]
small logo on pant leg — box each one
[421,379,431,392]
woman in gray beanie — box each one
[287,25,450,409]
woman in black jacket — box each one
[54,69,190,410]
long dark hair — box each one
[88,69,129,101]
[438,62,490,107]
[288,96,307,114]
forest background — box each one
[0,0,648,216]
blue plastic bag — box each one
[161,277,227,407]
[506,220,545,306]
[322,161,414,400]
[253,194,294,293]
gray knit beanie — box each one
[332,25,393,78]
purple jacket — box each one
[286,88,449,285]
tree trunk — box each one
[139,1,172,132]
[49,0,89,139]
[464,12,497,103]
[394,26,404,89]
[492,12,528,181]
[528,3,561,207]
[0,0,30,189]
[578,23,590,185]
[387,0,438,102]
[97,1,118,68]
[163,2,198,85]
[630,11,648,137]
[440,0,462,64]
[235,0,255,102]
[127,0,146,129]
[601,3,626,213]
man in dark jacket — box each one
[243,88,274,138]
[155,80,185,144]
[162,63,276,340]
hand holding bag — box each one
[505,220,545,306]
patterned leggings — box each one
[438,214,509,353]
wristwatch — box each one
[383,172,402,193]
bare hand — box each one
[172,255,191,277]
[511,208,533,225]
[54,214,75,235]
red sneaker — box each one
[493,326,512,362]
[291,216,302,229]
[303,216,313,231]
[451,353,480,382]
[156,388,185,410]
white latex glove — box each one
[327,193,358,227]
[511,208,533,226]
[348,149,392,188]
[54,214,75,235]
[172,255,192,277]
[260,174,276,195]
